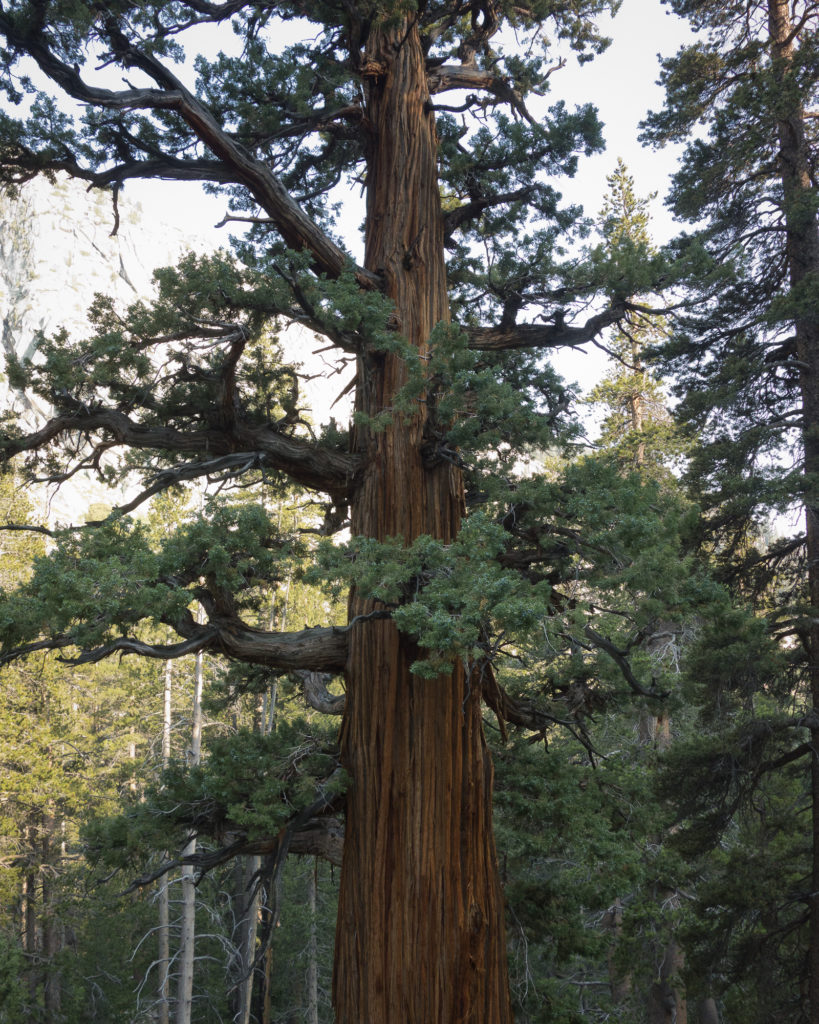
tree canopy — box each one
[2,0,818,1021]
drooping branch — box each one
[479,662,600,757]
[0,151,239,191]
[83,453,286,524]
[583,625,668,698]
[443,185,539,241]
[126,768,346,892]
[0,620,348,675]
[2,408,362,502]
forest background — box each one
[0,1,814,1023]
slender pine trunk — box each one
[767,4,819,1020]
[158,658,173,1024]
[698,996,720,1024]
[645,937,686,1024]
[306,860,319,1024]
[176,646,204,1024]
[333,15,511,1023]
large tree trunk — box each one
[333,16,512,1024]
[767,4,819,1021]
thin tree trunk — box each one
[638,708,671,751]
[231,854,261,1024]
[42,872,61,1021]
[176,646,204,1024]
[630,343,646,466]
[306,860,319,1024]
[263,939,273,1024]
[767,4,819,1020]
[22,834,38,1009]
[158,658,173,1024]
[646,938,687,1024]
[233,675,274,1023]
[603,897,631,1005]
[333,15,511,1023]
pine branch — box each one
[0,13,380,289]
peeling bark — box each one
[334,16,511,1023]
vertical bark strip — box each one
[767,4,819,1020]
[334,15,512,1024]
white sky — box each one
[552,0,694,242]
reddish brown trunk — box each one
[333,16,511,1024]
[767,4,819,1020]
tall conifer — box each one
[643,2,819,1018]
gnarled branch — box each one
[427,64,537,124]
[465,303,629,352]
[293,670,346,715]
[1,619,348,675]
[2,408,362,502]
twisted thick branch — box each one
[2,408,361,502]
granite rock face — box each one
[0,176,204,519]
[0,175,345,522]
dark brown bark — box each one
[2,410,361,504]
[767,4,819,1020]
[465,304,627,351]
[426,63,536,122]
[333,16,511,1023]
[698,997,720,1024]
[1,621,348,674]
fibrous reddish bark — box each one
[333,16,512,1023]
